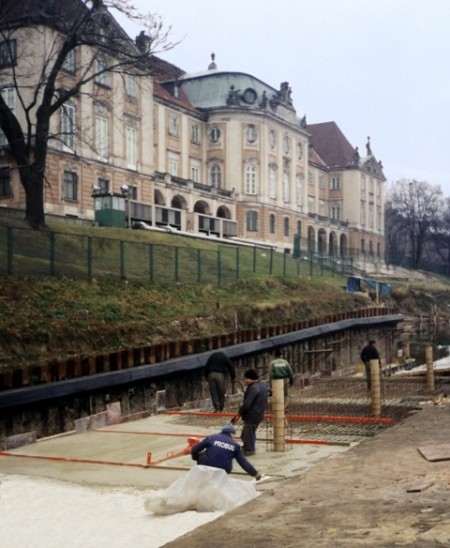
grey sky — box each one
[117,0,450,197]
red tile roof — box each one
[307,121,356,168]
[308,147,327,168]
[150,56,204,114]
[153,81,203,115]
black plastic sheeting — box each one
[0,314,404,410]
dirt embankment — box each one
[0,275,449,372]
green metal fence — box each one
[0,225,355,285]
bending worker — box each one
[191,423,262,480]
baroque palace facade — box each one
[0,2,386,260]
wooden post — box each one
[425,345,435,392]
[272,379,285,452]
[370,358,381,417]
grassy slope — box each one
[1,215,449,372]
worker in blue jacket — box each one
[191,423,261,480]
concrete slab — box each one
[0,413,352,491]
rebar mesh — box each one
[169,375,449,445]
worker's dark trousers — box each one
[208,371,226,411]
[241,421,259,454]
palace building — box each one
[0,1,386,262]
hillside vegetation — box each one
[1,215,450,372]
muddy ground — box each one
[164,402,450,547]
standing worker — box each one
[360,339,381,390]
[191,423,262,480]
[269,348,294,397]
[204,350,236,412]
[232,369,268,456]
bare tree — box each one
[384,200,408,266]
[0,0,178,229]
[386,179,443,269]
[428,197,450,276]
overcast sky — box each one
[115,0,450,197]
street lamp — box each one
[121,184,131,228]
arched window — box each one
[209,163,222,188]
[246,210,258,231]
[283,216,290,237]
[269,213,276,234]
[245,164,257,194]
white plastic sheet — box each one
[144,465,259,515]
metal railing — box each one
[0,224,357,285]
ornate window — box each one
[245,164,257,194]
[330,176,340,190]
[369,204,374,228]
[95,59,109,87]
[168,152,179,177]
[168,114,179,137]
[360,200,366,225]
[95,115,108,160]
[269,165,277,198]
[63,170,78,201]
[296,174,303,206]
[125,125,137,169]
[246,210,258,231]
[283,135,290,154]
[269,213,276,234]
[190,159,201,183]
[61,103,76,149]
[209,163,222,188]
[282,170,290,202]
[331,202,341,220]
[126,75,138,98]
[191,124,200,144]
[208,125,221,144]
